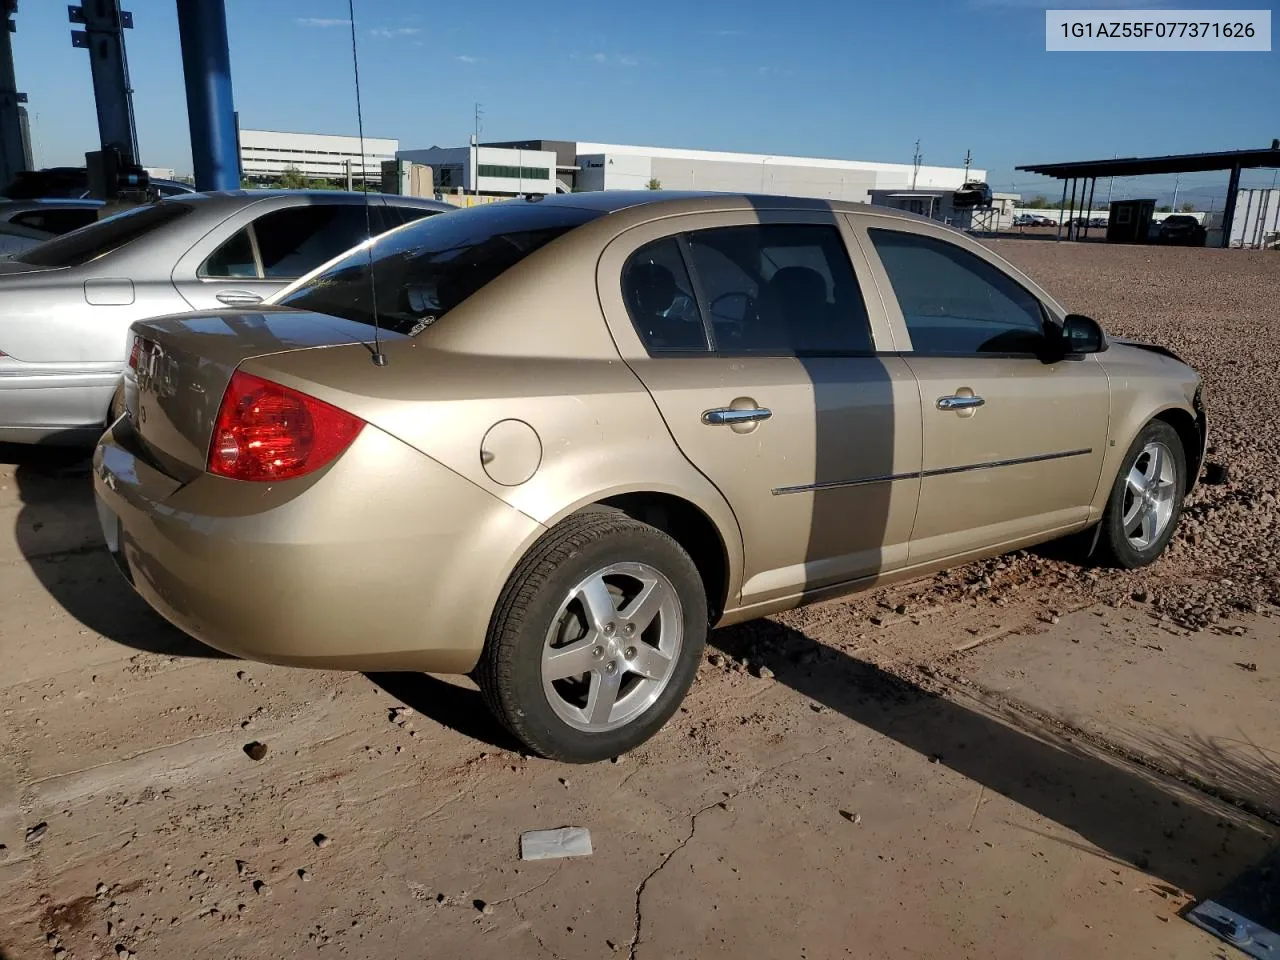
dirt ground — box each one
[1,240,1278,960]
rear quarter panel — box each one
[244,235,747,617]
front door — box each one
[858,222,1109,564]
[597,212,923,608]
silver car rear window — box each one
[16,201,193,268]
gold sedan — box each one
[94,192,1206,762]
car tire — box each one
[476,510,708,763]
[1093,419,1186,569]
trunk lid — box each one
[124,307,391,482]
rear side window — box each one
[277,201,599,333]
[622,223,875,357]
[202,228,258,278]
[867,229,1046,355]
[620,238,709,353]
[15,201,192,267]
[251,205,373,280]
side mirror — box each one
[1059,314,1107,356]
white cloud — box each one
[713,28,744,36]
[296,17,350,27]
[370,26,422,38]
[618,55,639,66]
[591,52,608,63]
[757,65,793,77]
[455,54,483,64]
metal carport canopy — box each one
[1016,142,1280,247]
[1017,144,1280,179]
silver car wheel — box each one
[541,561,683,733]
[1121,440,1177,550]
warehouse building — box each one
[397,138,981,202]
[239,129,398,184]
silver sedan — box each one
[0,190,452,444]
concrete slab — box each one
[959,606,1280,818]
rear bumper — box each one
[93,420,545,673]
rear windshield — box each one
[276,201,600,334]
[16,201,193,267]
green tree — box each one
[646,177,662,190]
[1025,194,1051,209]
[278,166,308,190]
[1156,204,1172,213]
[1179,201,1196,213]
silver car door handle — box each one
[936,395,985,411]
[216,290,264,307]
[702,407,773,426]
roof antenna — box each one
[346,0,386,367]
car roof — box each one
[529,189,942,225]
[174,189,451,211]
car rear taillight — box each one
[127,336,141,370]
[208,371,364,482]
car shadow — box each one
[710,617,1279,902]
[366,671,525,753]
[4,442,227,659]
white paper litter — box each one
[520,827,593,861]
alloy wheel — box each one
[541,562,683,733]
[1122,440,1177,550]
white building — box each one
[239,129,398,184]
[574,142,982,203]
[396,143,558,197]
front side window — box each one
[867,228,1047,355]
[277,201,599,333]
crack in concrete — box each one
[626,744,830,960]
[492,862,565,907]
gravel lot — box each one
[1,239,1276,960]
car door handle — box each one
[702,407,773,426]
[215,290,264,307]
[937,395,985,411]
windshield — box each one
[15,200,193,267]
[277,201,600,334]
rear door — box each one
[853,215,1109,564]
[598,210,922,609]
[172,197,395,310]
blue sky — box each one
[11,0,1279,206]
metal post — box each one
[344,159,352,191]
[69,1,138,162]
[0,1,29,185]
[1220,163,1242,248]
[1066,178,1079,240]
[1056,178,1068,240]
[1083,177,1097,240]
[176,0,239,191]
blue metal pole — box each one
[176,0,238,191]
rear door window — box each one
[620,223,874,357]
[201,228,259,278]
[620,238,709,353]
[251,204,373,280]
